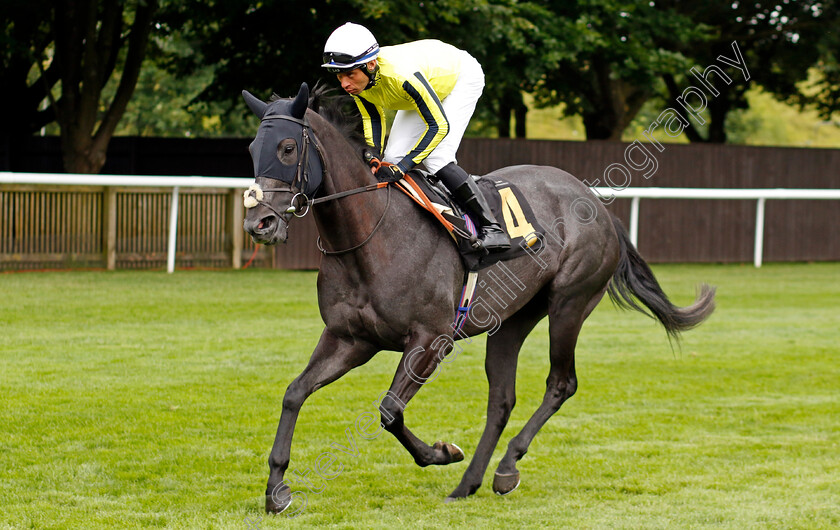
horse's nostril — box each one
[258,216,275,232]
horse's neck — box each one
[309,112,388,253]
[308,110,377,193]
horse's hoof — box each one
[434,440,465,463]
[443,496,462,504]
[447,442,465,463]
[265,485,292,514]
[493,471,521,495]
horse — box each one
[241,82,715,514]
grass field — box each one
[1,263,838,529]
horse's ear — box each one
[242,90,268,119]
[290,82,309,120]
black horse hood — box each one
[243,83,324,196]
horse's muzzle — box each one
[244,212,288,245]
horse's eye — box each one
[277,140,297,163]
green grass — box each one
[1,264,838,529]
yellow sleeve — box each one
[354,95,387,157]
[396,71,449,172]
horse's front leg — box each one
[379,329,465,467]
[266,329,378,514]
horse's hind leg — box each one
[446,302,546,501]
[492,290,603,495]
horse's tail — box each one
[607,214,716,341]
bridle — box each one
[244,112,392,254]
[245,114,321,218]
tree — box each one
[159,0,563,138]
[112,33,256,137]
[803,36,840,121]
[1,0,159,173]
[804,19,840,121]
[158,0,355,112]
[656,0,839,143]
[1,1,56,137]
[352,0,562,138]
[529,0,704,140]
[424,1,562,138]
[164,1,700,141]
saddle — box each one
[393,170,545,272]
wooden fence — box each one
[0,185,267,271]
[1,136,839,270]
[459,138,840,264]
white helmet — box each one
[322,22,379,73]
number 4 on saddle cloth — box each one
[394,170,546,272]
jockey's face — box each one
[336,61,375,95]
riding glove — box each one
[377,164,404,183]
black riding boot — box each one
[435,162,511,252]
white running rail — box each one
[1,172,253,273]
[591,187,840,267]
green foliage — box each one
[726,86,840,147]
[526,0,704,139]
[795,30,840,119]
[156,0,362,111]
[654,0,840,142]
[528,75,840,148]
[153,0,562,138]
[113,35,254,137]
[146,0,840,143]
[1,264,839,527]
[5,1,839,145]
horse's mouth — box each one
[244,214,288,245]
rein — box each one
[317,184,392,255]
[311,181,388,205]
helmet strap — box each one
[362,60,379,89]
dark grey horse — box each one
[241,83,715,514]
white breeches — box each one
[383,51,485,174]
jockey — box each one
[322,22,510,252]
